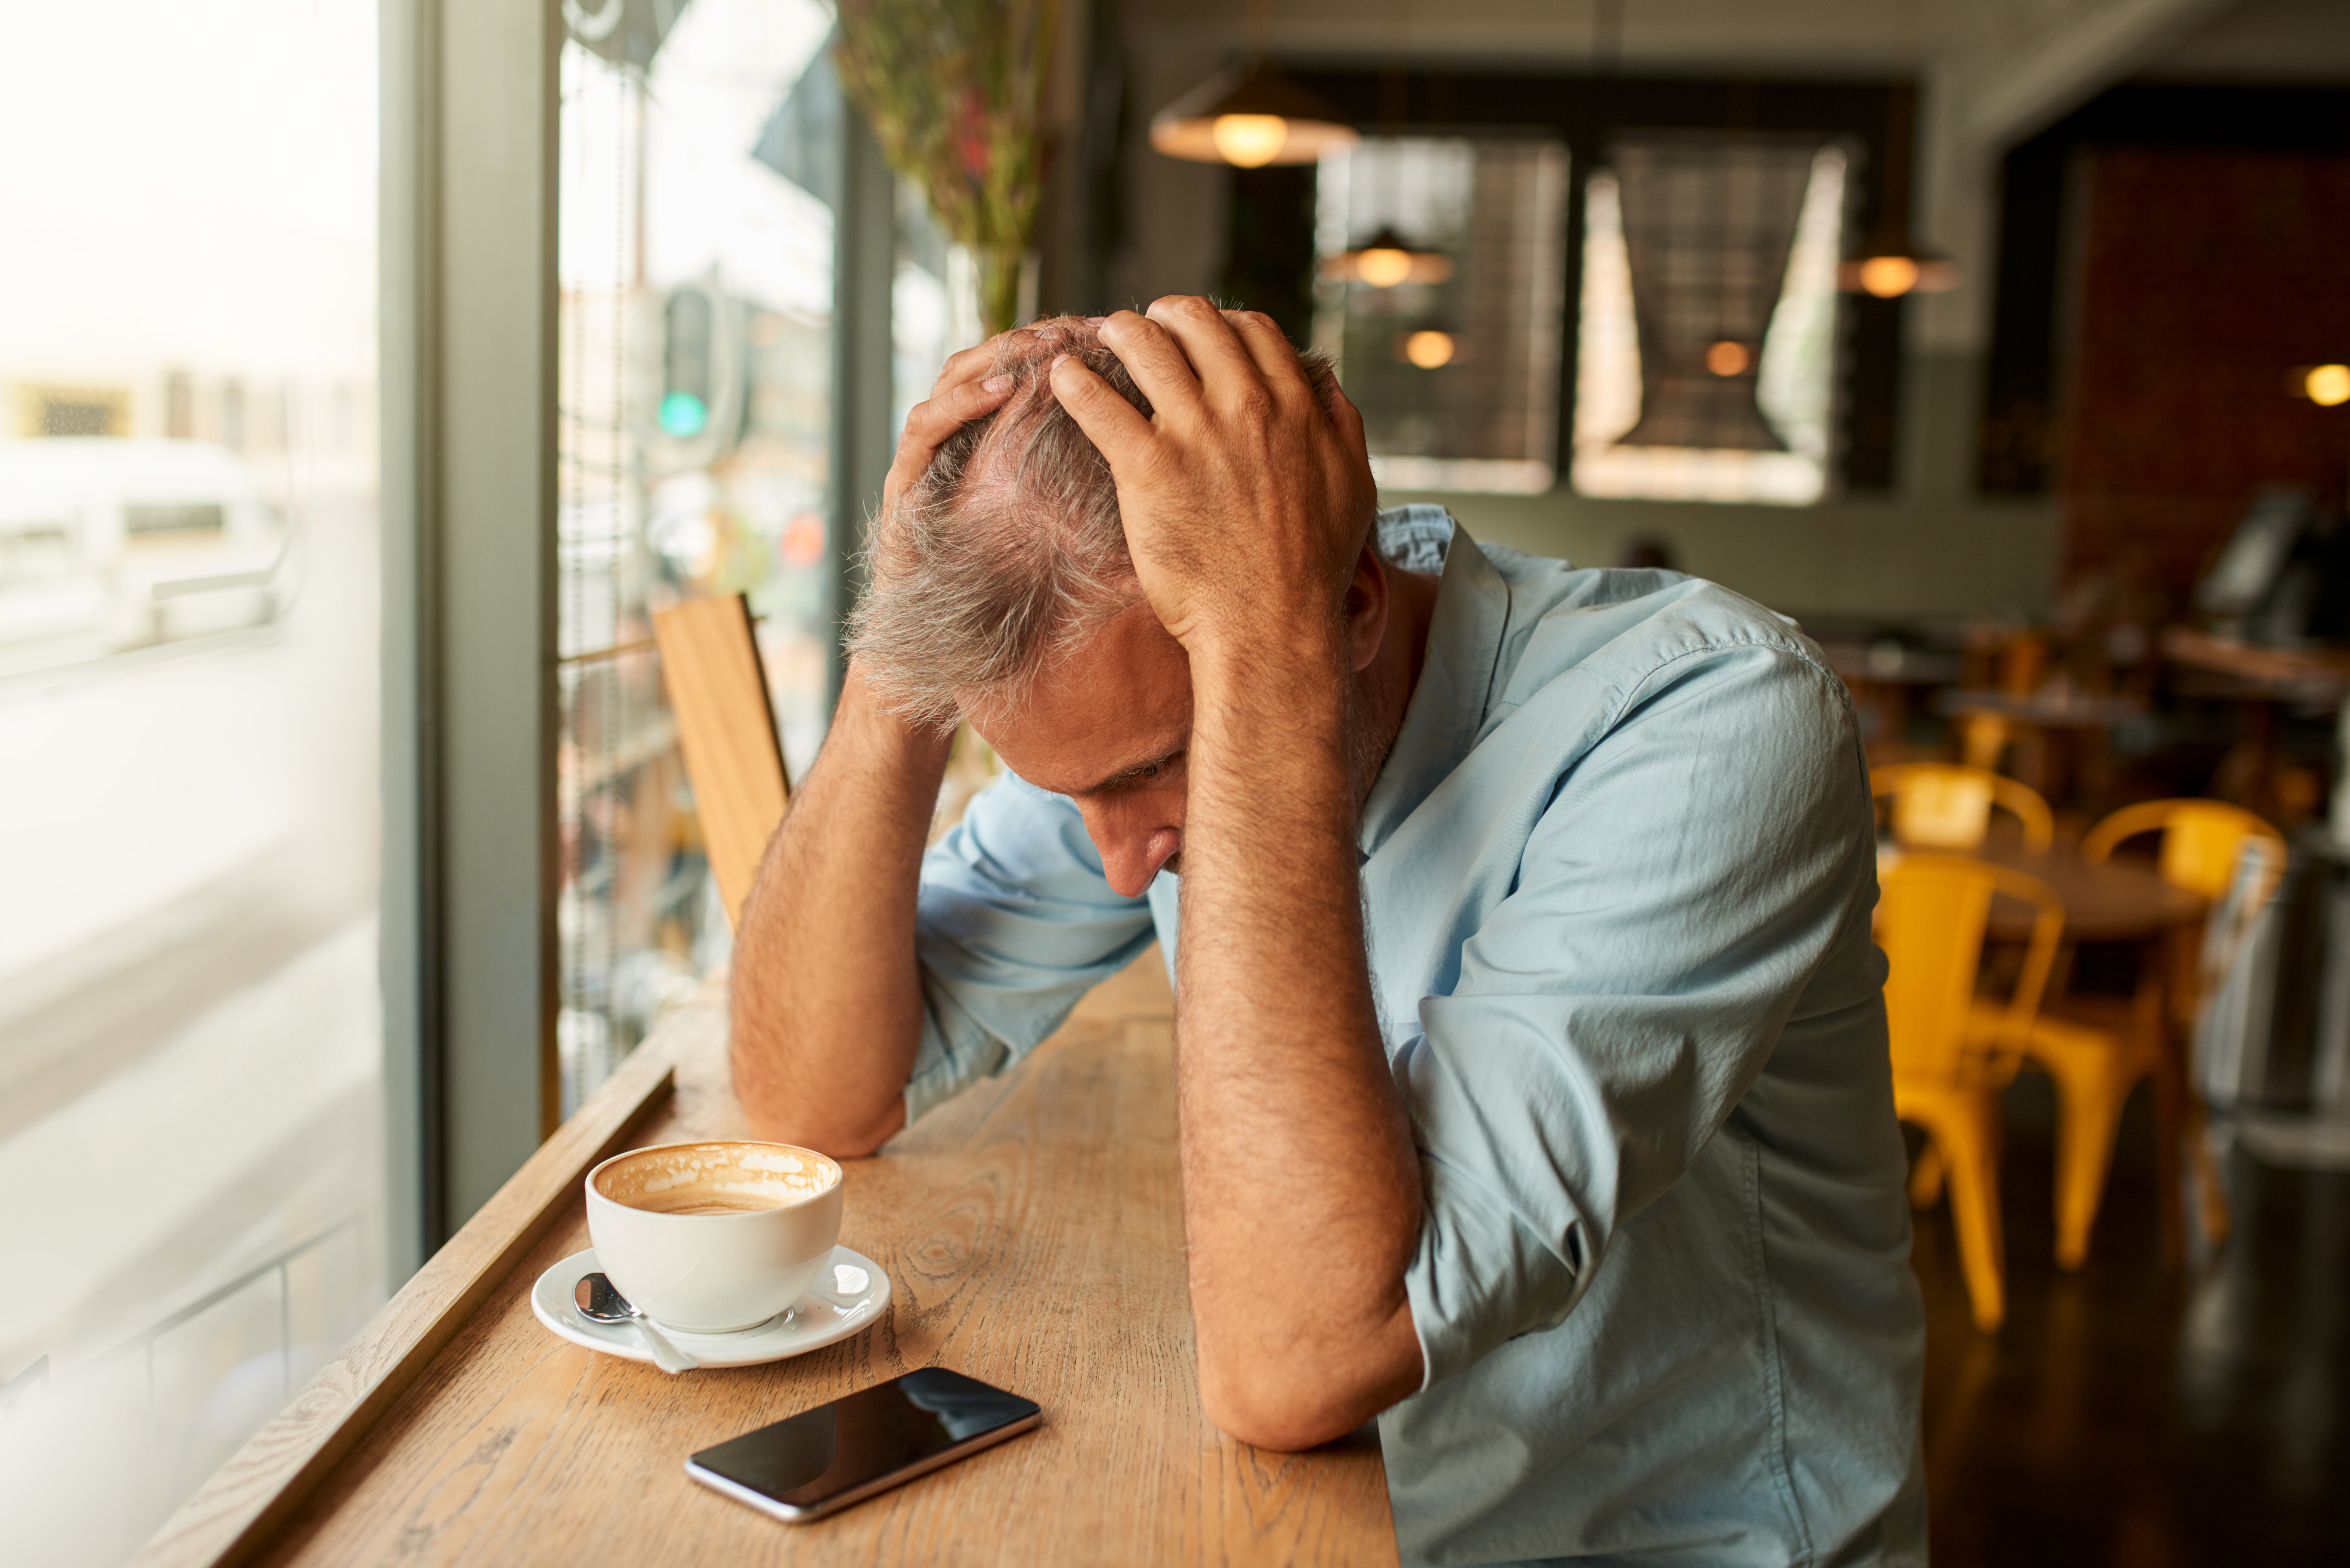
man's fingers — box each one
[1323,381,1371,467]
[929,337,1008,397]
[1049,354,1158,471]
[927,318,1059,397]
[882,373,1013,511]
[1144,296,1265,401]
[1098,309,1210,420]
[1221,310,1310,391]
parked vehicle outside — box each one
[0,439,294,680]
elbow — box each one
[1194,1312,1422,1452]
[726,961,916,1158]
[746,1104,903,1161]
[1200,1384,1362,1454]
[1197,1352,1384,1453]
[728,1027,906,1158]
[735,1077,905,1159]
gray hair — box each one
[847,315,1336,727]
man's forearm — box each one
[1175,638,1426,1447]
[729,666,950,1155]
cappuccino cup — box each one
[584,1140,844,1333]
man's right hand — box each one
[880,343,1017,517]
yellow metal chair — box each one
[1999,800,2284,1267]
[1871,763,2055,854]
[1883,854,2066,1332]
[1955,711,2012,773]
[2082,799,2285,909]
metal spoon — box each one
[574,1271,699,1374]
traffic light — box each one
[640,275,742,473]
[660,287,712,438]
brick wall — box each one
[2062,148,2350,606]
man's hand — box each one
[1048,301,1378,661]
[882,341,1016,518]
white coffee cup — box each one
[584,1140,844,1333]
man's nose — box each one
[1097,823,1180,899]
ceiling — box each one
[1127,0,2349,81]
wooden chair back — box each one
[1871,762,2055,854]
[1955,710,2011,772]
[651,594,790,927]
[1881,854,2065,1085]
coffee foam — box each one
[593,1141,840,1216]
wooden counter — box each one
[134,953,1396,1567]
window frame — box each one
[380,0,896,1274]
[380,0,563,1275]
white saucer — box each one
[530,1246,891,1370]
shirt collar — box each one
[1358,510,1511,857]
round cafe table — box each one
[1876,827,2208,941]
[1969,832,2207,943]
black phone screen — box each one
[690,1369,1039,1514]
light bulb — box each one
[1210,114,1288,168]
[1355,248,1413,288]
[1704,341,1751,377]
[1857,255,1922,299]
[2307,364,2350,408]
[658,392,708,437]
[1404,331,1455,369]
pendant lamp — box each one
[2294,364,2350,407]
[1150,59,1358,168]
[1325,223,1453,288]
[1838,83,1957,299]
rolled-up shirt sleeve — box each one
[907,772,1157,1123]
[1392,640,1878,1388]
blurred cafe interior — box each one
[4,0,2349,1564]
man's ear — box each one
[1343,543,1391,674]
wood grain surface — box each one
[653,594,792,925]
[145,950,1396,1567]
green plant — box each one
[833,0,1059,336]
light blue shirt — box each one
[906,510,1926,1566]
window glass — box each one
[0,3,384,1560]
[1573,136,1851,505]
[556,0,839,1112]
[1314,136,1570,495]
[893,178,986,444]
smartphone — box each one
[685,1368,1042,1522]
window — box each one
[1572,135,1852,505]
[893,179,986,445]
[0,2,384,1559]
[1314,136,1569,494]
[36,393,126,438]
[555,0,841,1112]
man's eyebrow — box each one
[1072,744,1187,797]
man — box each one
[732,302,1925,1566]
